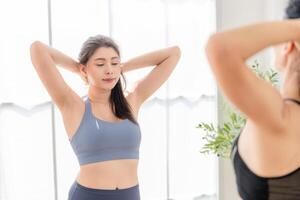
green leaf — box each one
[197,60,279,159]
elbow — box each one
[30,41,44,65]
[174,45,181,57]
[205,33,229,63]
[30,41,40,55]
[30,41,46,58]
[171,45,181,60]
[206,33,241,71]
[30,40,42,50]
[30,41,45,54]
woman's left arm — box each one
[121,46,181,105]
[205,20,300,131]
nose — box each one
[105,70,113,75]
[105,64,113,75]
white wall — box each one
[216,0,288,200]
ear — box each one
[294,41,300,51]
[79,64,87,74]
[78,64,89,85]
[283,41,294,55]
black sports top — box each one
[231,98,300,200]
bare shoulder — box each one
[238,101,300,176]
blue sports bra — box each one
[69,96,142,166]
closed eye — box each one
[96,63,119,67]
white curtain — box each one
[0,0,217,199]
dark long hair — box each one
[78,35,138,125]
[285,0,300,94]
[285,0,300,19]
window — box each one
[0,0,217,199]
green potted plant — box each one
[197,61,279,158]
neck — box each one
[280,68,300,100]
[88,85,111,104]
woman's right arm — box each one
[30,41,80,110]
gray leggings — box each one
[68,181,140,200]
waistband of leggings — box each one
[74,181,139,194]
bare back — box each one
[238,99,300,178]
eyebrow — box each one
[94,57,120,61]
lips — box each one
[102,78,116,82]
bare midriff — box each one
[76,159,139,190]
